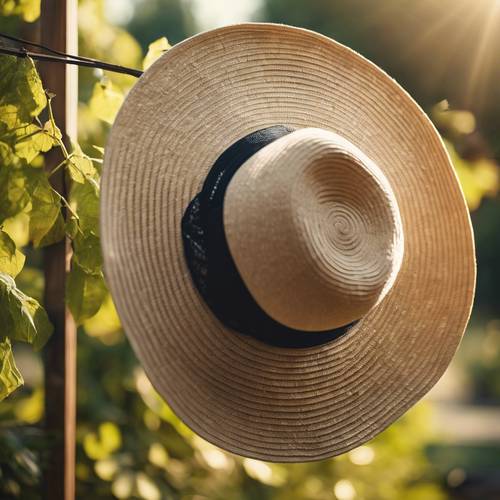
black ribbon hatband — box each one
[181,125,355,348]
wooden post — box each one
[40,1,78,499]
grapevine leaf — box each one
[25,169,65,247]
[0,229,25,277]
[70,176,100,235]
[67,262,107,324]
[67,144,97,183]
[0,166,31,223]
[143,37,171,70]
[73,232,102,274]
[89,81,124,125]
[0,272,53,350]
[0,338,24,401]
[0,56,46,127]
[15,123,57,163]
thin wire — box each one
[0,31,143,77]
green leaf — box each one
[0,56,46,127]
[89,80,124,125]
[67,143,97,184]
[67,262,107,324]
[0,272,53,350]
[15,122,58,163]
[0,229,25,277]
[0,338,23,401]
[25,169,65,247]
[0,166,31,223]
[73,232,102,274]
[143,37,171,70]
[70,176,100,235]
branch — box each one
[0,45,143,78]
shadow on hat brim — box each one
[101,23,476,462]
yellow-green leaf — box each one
[68,153,97,184]
[67,262,107,324]
[0,56,46,127]
[0,166,30,223]
[143,37,171,71]
[0,229,25,277]
[15,123,56,162]
[73,232,102,274]
[89,81,124,125]
[70,176,100,235]
[26,170,65,247]
[0,272,53,350]
[0,338,23,401]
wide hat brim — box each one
[101,23,475,461]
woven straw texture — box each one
[101,23,475,462]
[224,127,404,331]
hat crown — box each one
[224,128,404,331]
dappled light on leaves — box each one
[334,479,356,500]
[348,445,375,466]
[83,421,122,460]
[243,458,288,487]
[0,0,40,22]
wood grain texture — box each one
[40,1,78,498]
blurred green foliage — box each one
[1,0,499,499]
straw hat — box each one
[101,23,475,462]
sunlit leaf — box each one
[0,272,52,350]
[0,229,25,277]
[73,231,102,274]
[0,56,46,127]
[89,80,124,125]
[0,167,31,223]
[67,152,97,184]
[66,261,107,324]
[143,37,171,71]
[0,338,23,401]
[2,212,30,248]
[445,140,499,211]
[70,176,100,235]
[25,170,65,247]
[15,123,57,163]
